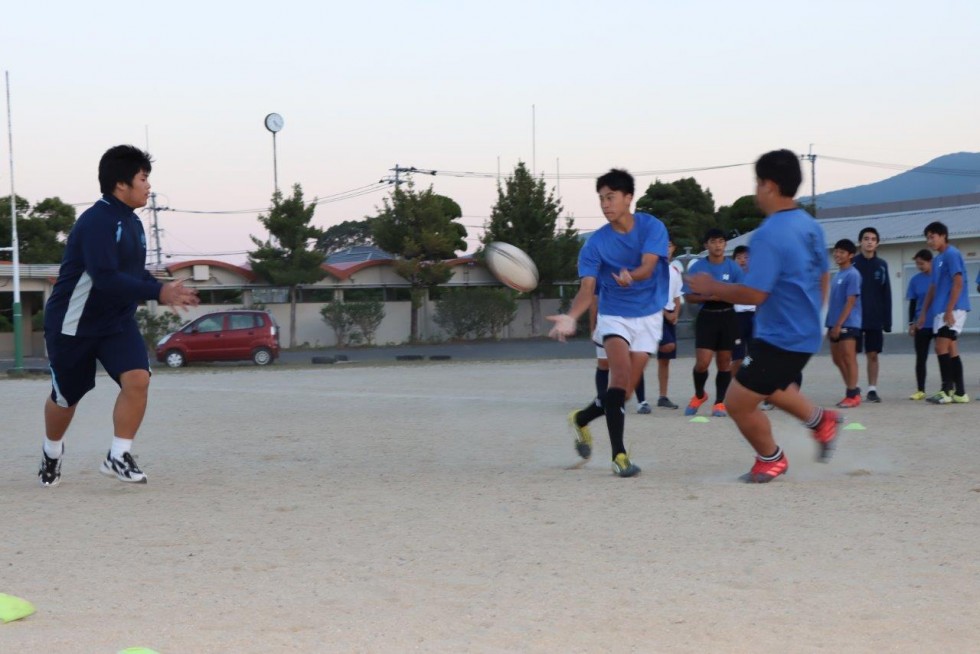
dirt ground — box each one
[2,353,978,653]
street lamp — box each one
[264,113,284,195]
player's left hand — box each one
[612,269,633,287]
[546,314,577,342]
[945,309,955,327]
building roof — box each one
[324,245,395,265]
[728,203,980,250]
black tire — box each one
[164,349,186,368]
[253,347,273,366]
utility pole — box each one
[803,145,817,217]
[149,192,162,265]
[4,71,22,372]
[383,164,437,188]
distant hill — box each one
[807,152,980,210]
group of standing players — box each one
[548,149,839,482]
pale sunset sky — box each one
[4,0,979,262]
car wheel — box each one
[164,349,186,368]
[252,347,273,366]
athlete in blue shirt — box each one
[548,169,669,477]
[918,221,971,403]
[686,149,839,483]
[826,239,862,407]
[905,249,934,399]
[38,146,199,487]
[681,229,744,417]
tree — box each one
[0,195,76,263]
[371,182,467,342]
[316,219,375,254]
[481,161,580,335]
[249,184,326,347]
[716,194,766,239]
[635,178,717,251]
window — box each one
[228,314,256,330]
[193,316,224,333]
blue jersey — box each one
[683,257,744,303]
[743,208,828,353]
[578,212,669,318]
[931,245,971,314]
[826,266,862,329]
[905,271,932,324]
[45,195,162,337]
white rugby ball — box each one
[485,241,539,293]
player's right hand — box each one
[159,280,200,312]
[546,314,576,342]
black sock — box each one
[846,387,860,398]
[595,368,609,400]
[938,353,952,393]
[716,371,732,403]
[577,396,605,426]
[693,369,708,398]
[604,387,627,457]
[952,356,965,396]
[635,375,646,403]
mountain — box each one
[808,152,980,210]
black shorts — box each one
[732,311,755,360]
[694,307,738,351]
[856,329,884,353]
[828,326,860,343]
[45,320,150,407]
[736,339,812,396]
[657,320,677,360]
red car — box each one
[155,310,280,368]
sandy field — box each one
[1,352,978,653]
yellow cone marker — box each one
[118,648,161,654]
[0,593,36,623]
[689,416,710,423]
[843,423,866,430]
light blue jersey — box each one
[578,212,669,318]
[906,271,933,324]
[743,208,828,353]
[826,266,862,329]
[931,245,971,313]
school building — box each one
[726,201,980,333]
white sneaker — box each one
[637,401,652,414]
[100,451,147,483]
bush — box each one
[344,300,385,346]
[434,288,517,340]
[135,308,185,352]
[320,302,355,347]
[0,314,11,332]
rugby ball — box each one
[484,242,539,293]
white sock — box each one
[43,438,64,459]
[110,437,133,460]
[869,386,877,392]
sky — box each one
[4,0,980,264]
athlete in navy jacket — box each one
[38,145,199,487]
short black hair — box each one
[733,245,749,257]
[913,248,933,262]
[703,228,726,244]
[99,145,153,195]
[755,149,802,198]
[834,238,857,254]
[858,227,880,243]
[595,169,635,196]
[924,221,948,239]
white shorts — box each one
[933,309,968,334]
[593,313,663,355]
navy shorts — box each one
[46,320,150,407]
[657,320,677,360]
[736,339,811,397]
[856,329,884,354]
[732,311,755,360]
[828,326,860,343]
